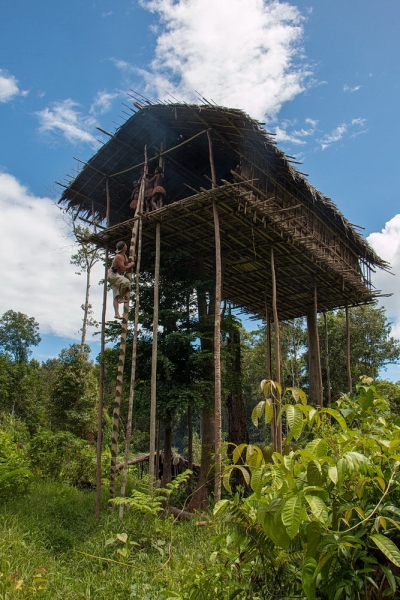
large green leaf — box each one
[328,466,338,485]
[251,401,265,427]
[250,467,264,496]
[258,498,290,550]
[282,495,302,538]
[307,460,323,486]
[305,439,328,460]
[286,404,303,433]
[246,445,263,467]
[302,557,317,600]
[305,495,329,525]
[324,408,348,431]
[370,534,400,567]
[232,443,247,465]
[264,398,274,424]
[213,499,230,516]
[306,522,321,559]
[287,387,307,405]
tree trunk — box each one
[162,414,172,487]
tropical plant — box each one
[0,431,32,499]
[213,377,400,599]
[110,469,192,517]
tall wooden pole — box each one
[149,222,161,483]
[266,304,276,449]
[346,305,352,393]
[95,177,111,519]
[110,149,147,500]
[186,293,193,480]
[271,246,282,454]
[323,312,332,406]
[119,216,143,518]
[306,282,323,406]
[208,130,222,502]
[95,251,108,519]
[266,305,273,381]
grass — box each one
[0,481,214,599]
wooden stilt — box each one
[266,305,272,381]
[95,178,111,519]
[346,305,352,393]
[306,282,323,406]
[119,216,143,518]
[149,221,161,483]
[271,246,282,454]
[208,130,222,502]
[266,304,276,449]
[95,250,108,520]
[323,312,331,406]
[110,151,147,500]
[186,293,193,482]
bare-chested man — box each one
[107,241,135,319]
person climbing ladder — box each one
[107,241,135,319]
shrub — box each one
[0,431,31,499]
[28,430,97,486]
[210,378,400,599]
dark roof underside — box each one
[88,184,383,321]
[59,103,389,320]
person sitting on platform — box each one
[107,241,135,319]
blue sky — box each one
[1,0,400,379]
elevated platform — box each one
[88,182,383,321]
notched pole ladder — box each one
[109,147,147,501]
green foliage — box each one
[214,377,400,599]
[111,469,193,516]
[0,478,214,598]
[0,310,41,364]
[0,430,31,499]
[319,304,400,397]
[28,429,101,486]
[48,344,98,439]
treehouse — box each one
[59,102,387,319]
[58,101,390,505]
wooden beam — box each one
[307,282,323,405]
[323,312,331,407]
[149,221,161,483]
[119,216,143,518]
[109,150,147,501]
[346,305,352,393]
[271,246,282,454]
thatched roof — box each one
[59,102,389,320]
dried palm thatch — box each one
[59,102,389,320]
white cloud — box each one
[274,116,318,145]
[0,69,27,102]
[274,126,307,145]
[36,99,97,144]
[317,118,367,150]
[368,215,400,338]
[140,0,310,120]
[0,172,114,340]
[90,90,120,115]
[343,84,361,93]
[110,58,136,73]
